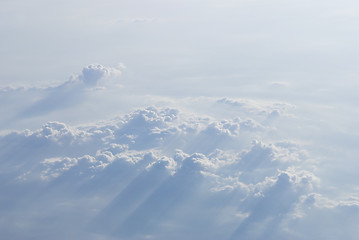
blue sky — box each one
[1,1,359,239]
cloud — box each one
[217,97,295,119]
[2,104,354,239]
[8,64,122,119]
[268,81,291,87]
[228,169,317,240]
[1,0,359,237]
[79,64,122,87]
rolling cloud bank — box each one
[1,64,358,239]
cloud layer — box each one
[0,64,123,131]
[1,104,357,240]
[2,0,359,237]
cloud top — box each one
[1,105,356,239]
[79,64,121,87]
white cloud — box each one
[79,64,122,87]
[217,97,295,119]
[1,103,354,239]
[0,61,357,239]
[2,0,359,237]
[0,64,123,127]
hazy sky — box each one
[2,0,359,89]
[1,1,359,239]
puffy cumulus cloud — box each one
[228,171,315,240]
[0,106,356,240]
[50,63,122,89]
[79,64,122,87]
[202,119,241,137]
[238,140,304,171]
[1,64,122,121]
[39,121,90,144]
